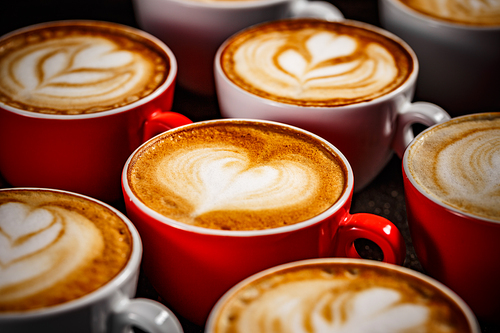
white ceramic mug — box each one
[378,0,500,116]
[0,188,183,333]
[214,18,450,191]
[133,0,343,95]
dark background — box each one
[0,1,497,332]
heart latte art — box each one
[0,189,132,312]
[0,21,169,115]
[212,262,473,333]
[127,121,346,231]
[408,114,500,221]
[220,19,413,107]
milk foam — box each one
[409,116,500,220]
[0,25,167,114]
[234,282,429,333]
[222,20,411,107]
[0,201,103,303]
[401,0,500,25]
[156,145,319,218]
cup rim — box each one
[383,0,500,30]
[0,187,143,320]
[0,20,178,120]
[403,112,500,224]
[155,0,290,9]
[205,257,481,333]
[214,17,420,111]
[122,118,355,237]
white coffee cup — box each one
[214,18,450,191]
[133,0,343,95]
[0,188,183,333]
[378,0,500,116]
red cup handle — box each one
[143,111,193,142]
[334,213,406,265]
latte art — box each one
[0,189,132,312]
[220,19,412,107]
[408,114,500,220]
[156,145,320,218]
[399,0,500,26]
[213,263,472,333]
[0,22,169,115]
[127,121,346,230]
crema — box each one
[220,19,413,107]
[0,21,169,115]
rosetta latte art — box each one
[233,282,431,333]
[0,201,103,304]
[222,20,411,107]
[0,33,162,114]
[156,145,319,219]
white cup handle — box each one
[392,101,451,158]
[109,297,184,333]
[290,0,344,21]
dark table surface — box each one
[0,0,498,332]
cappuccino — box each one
[127,120,346,231]
[407,113,500,221]
[397,0,500,26]
[0,21,170,115]
[210,259,475,333]
[219,19,413,107]
[0,189,132,312]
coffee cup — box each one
[379,0,500,116]
[0,20,192,203]
[0,187,183,333]
[122,118,406,325]
[206,258,481,333]
[133,0,343,95]
[215,18,450,191]
[402,112,500,323]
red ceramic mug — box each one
[122,118,406,325]
[0,20,191,203]
[402,112,500,324]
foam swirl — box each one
[409,117,500,221]
[156,145,319,218]
[0,26,167,114]
[0,201,103,303]
[401,0,500,25]
[222,21,411,107]
[234,282,430,333]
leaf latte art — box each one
[221,20,412,107]
[213,263,472,333]
[408,115,500,221]
[0,190,132,312]
[0,22,169,115]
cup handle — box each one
[391,101,450,158]
[109,297,184,333]
[143,111,193,142]
[333,213,406,265]
[290,0,344,21]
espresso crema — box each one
[0,189,132,312]
[127,121,346,231]
[0,21,169,115]
[220,19,413,107]
[212,262,473,333]
[398,0,500,26]
[408,114,500,221]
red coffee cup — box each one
[122,118,406,325]
[0,20,192,203]
[402,112,500,323]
